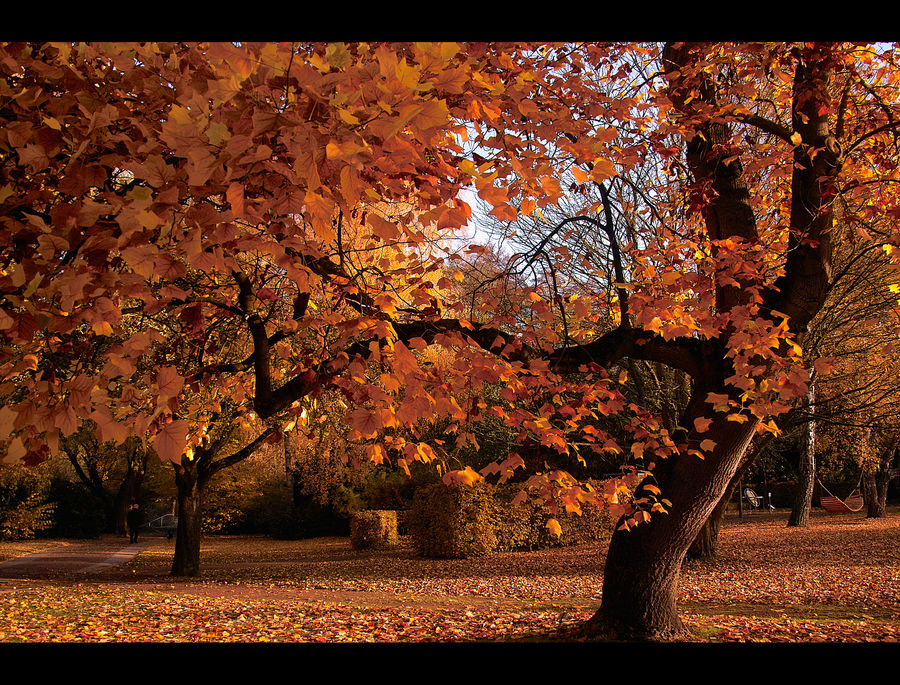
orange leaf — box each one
[347,408,395,440]
[367,214,400,242]
[153,420,189,463]
[693,417,713,433]
[546,518,562,538]
[156,366,184,401]
[226,183,245,218]
[442,466,483,487]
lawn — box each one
[0,510,897,642]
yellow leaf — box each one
[339,109,360,125]
[366,442,387,465]
[546,518,562,538]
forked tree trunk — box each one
[864,441,897,518]
[171,461,202,577]
[167,425,277,577]
[688,479,735,560]
[582,415,758,640]
[577,42,837,642]
[689,440,764,559]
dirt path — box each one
[0,536,151,577]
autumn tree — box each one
[568,42,900,639]
[790,228,900,521]
[59,425,152,534]
[2,42,900,639]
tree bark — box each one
[113,457,146,535]
[689,472,738,559]
[582,397,759,640]
[689,436,772,559]
[864,439,897,518]
[171,459,202,577]
[577,43,839,640]
[789,383,816,527]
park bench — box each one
[148,513,178,539]
[742,487,775,511]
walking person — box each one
[126,503,143,543]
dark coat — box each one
[126,507,143,529]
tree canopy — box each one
[2,41,899,639]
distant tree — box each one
[59,424,151,533]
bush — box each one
[0,465,54,541]
[349,510,398,550]
[408,480,615,558]
[46,478,107,538]
[408,481,498,558]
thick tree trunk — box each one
[687,504,724,560]
[582,415,758,640]
[171,461,202,577]
[689,439,766,559]
[113,466,145,535]
[789,384,816,527]
[577,42,837,642]
[689,478,735,559]
[864,446,894,518]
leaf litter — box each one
[0,511,897,642]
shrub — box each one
[349,510,398,550]
[201,488,248,535]
[408,480,615,558]
[0,465,54,541]
[46,477,107,538]
[408,482,499,558]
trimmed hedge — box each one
[349,509,398,550]
[409,480,615,558]
[408,481,498,558]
